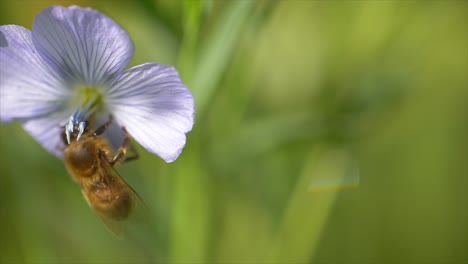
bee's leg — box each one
[93,115,113,136]
[122,142,139,163]
[110,127,139,166]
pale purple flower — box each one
[0,5,194,162]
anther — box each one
[65,117,74,144]
[77,121,86,141]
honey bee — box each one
[62,113,145,238]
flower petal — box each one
[106,63,194,162]
[0,25,69,122]
[22,111,70,158]
[32,5,134,85]
[91,112,126,151]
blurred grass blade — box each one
[169,145,211,263]
[211,113,324,171]
[269,147,356,263]
[191,0,255,117]
[177,0,204,81]
[136,0,183,39]
[169,2,254,261]
[309,150,360,192]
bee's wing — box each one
[82,151,149,239]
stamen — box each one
[77,121,86,141]
[73,93,99,123]
[65,117,74,144]
[65,88,104,144]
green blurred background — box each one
[0,0,466,263]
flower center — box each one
[75,86,105,115]
[64,86,106,144]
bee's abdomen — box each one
[87,182,132,220]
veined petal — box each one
[32,6,134,85]
[0,25,69,122]
[91,112,126,151]
[22,111,70,158]
[106,63,194,163]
